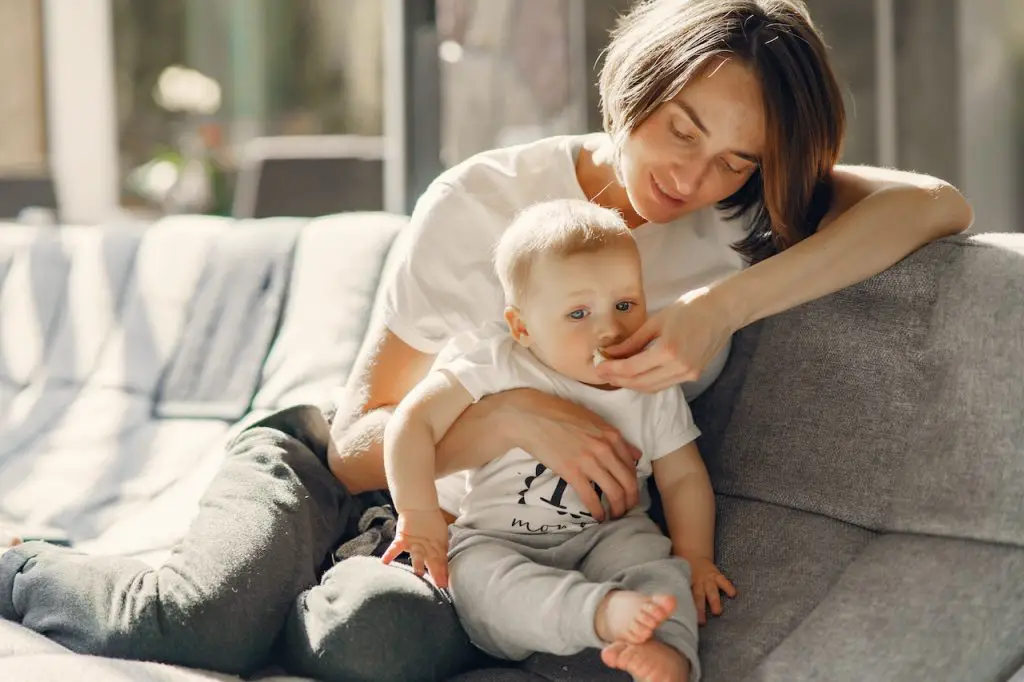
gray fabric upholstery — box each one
[155,219,303,421]
[252,212,406,410]
[695,234,1024,545]
[1,220,1022,682]
[751,534,1024,681]
[697,497,876,682]
[0,226,142,453]
[0,229,72,390]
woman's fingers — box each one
[578,459,627,519]
[562,469,606,522]
[601,426,642,467]
[612,364,683,393]
[597,345,665,382]
[603,318,659,358]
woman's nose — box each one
[668,159,707,198]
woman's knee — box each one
[281,556,476,682]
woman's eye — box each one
[568,309,588,320]
[720,158,743,175]
[672,125,696,143]
[615,301,633,312]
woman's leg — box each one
[282,556,478,682]
[0,405,359,676]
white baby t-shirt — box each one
[435,324,701,535]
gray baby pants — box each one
[448,513,701,681]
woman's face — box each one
[619,58,767,225]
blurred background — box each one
[0,0,1022,231]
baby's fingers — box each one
[692,583,707,625]
[426,555,450,588]
[380,541,405,565]
[716,574,738,598]
[705,579,724,616]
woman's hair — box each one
[599,0,845,262]
[494,199,634,305]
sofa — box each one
[0,211,1021,682]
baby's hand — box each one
[381,508,451,588]
[685,555,737,625]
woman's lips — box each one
[651,174,686,207]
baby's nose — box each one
[597,322,624,345]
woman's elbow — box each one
[924,182,974,237]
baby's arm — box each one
[652,443,737,624]
[381,369,476,587]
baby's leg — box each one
[580,515,701,682]
[448,534,612,661]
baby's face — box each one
[512,246,647,386]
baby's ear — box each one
[504,306,531,347]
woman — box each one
[0,1,972,681]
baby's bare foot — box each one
[594,590,677,644]
[601,639,690,682]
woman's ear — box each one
[504,306,531,347]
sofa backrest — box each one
[693,234,1024,548]
[251,211,406,410]
[0,212,404,427]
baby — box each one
[382,199,734,682]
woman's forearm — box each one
[435,390,523,476]
[714,183,972,331]
[328,390,523,494]
[329,407,392,493]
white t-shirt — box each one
[379,134,749,512]
[436,324,700,535]
[384,135,748,389]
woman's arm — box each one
[327,322,435,494]
[713,166,974,331]
[329,322,642,518]
[598,167,974,391]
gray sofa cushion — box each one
[89,216,231,395]
[697,497,875,682]
[0,229,71,391]
[750,534,1024,682]
[693,234,1024,546]
[252,212,407,411]
[155,219,303,421]
[0,226,141,453]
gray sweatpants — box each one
[0,405,476,682]
[448,513,701,681]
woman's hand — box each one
[597,287,737,393]
[502,389,643,521]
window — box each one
[112,0,384,214]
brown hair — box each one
[599,0,845,262]
[494,199,635,305]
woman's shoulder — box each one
[427,135,585,214]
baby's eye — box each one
[568,309,588,320]
[615,301,634,312]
